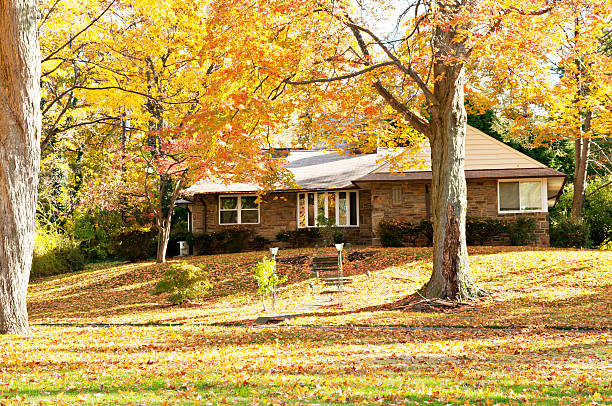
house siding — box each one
[190,179,549,249]
[370,179,549,246]
[191,190,373,246]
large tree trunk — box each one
[420,16,484,300]
[570,111,591,221]
[421,67,483,300]
[0,0,41,334]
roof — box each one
[183,125,566,195]
[355,168,566,183]
[183,149,387,195]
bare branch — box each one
[283,61,395,85]
[42,0,116,63]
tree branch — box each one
[41,0,116,63]
[283,61,395,85]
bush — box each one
[550,178,612,247]
[550,218,591,248]
[32,227,85,278]
[378,218,433,247]
[275,228,321,247]
[466,217,506,245]
[111,226,157,261]
[506,217,537,246]
[378,216,537,247]
[253,256,286,311]
[192,226,255,254]
[154,262,212,305]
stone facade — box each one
[191,189,373,245]
[190,179,549,248]
[369,179,549,246]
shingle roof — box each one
[355,167,567,182]
[182,149,387,195]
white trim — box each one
[297,190,360,228]
[497,178,548,214]
[218,195,260,225]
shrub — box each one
[111,226,157,261]
[377,218,432,247]
[550,218,591,248]
[600,238,612,250]
[154,262,212,305]
[192,226,255,254]
[275,228,321,247]
[466,217,506,245]
[316,215,344,246]
[253,257,286,311]
[506,217,537,246]
[32,227,85,278]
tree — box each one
[47,0,295,263]
[482,0,612,221]
[205,0,560,299]
[0,0,41,334]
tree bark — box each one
[0,0,41,334]
[570,111,591,221]
[420,18,485,300]
[421,67,483,299]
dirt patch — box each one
[346,250,376,262]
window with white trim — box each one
[498,179,547,212]
[219,195,259,224]
[297,191,359,227]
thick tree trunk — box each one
[421,67,483,300]
[570,111,591,221]
[0,0,41,334]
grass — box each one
[28,246,612,329]
[8,246,611,404]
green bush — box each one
[466,217,506,245]
[32,227,85,278]
[378,216,537,247]
[275,228,321,247]
[550,178,612,247]
[192,226,255,254]
[506,217,537,246]
[111,226,157,262]
[154,262,212,305]
[550,218,591,248]
[377,218,433,247]
[253,256,286,311]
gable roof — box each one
[183,125,565,195]
[372,125,548,173]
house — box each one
[181,125,566,248]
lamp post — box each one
[335,243,344,306]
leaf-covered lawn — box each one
[11,247,612,404]
[1,325,610,405]
[28,246,612,329]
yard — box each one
[1,246,610,404]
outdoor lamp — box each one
[269,247,279,257]
[335,243,344,252]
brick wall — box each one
[191,189,373,245]
[370,179,549,246]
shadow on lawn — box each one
[27,248,424,321]
[218,284,612,330]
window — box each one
[219,195,259,224]
[297,190,359,227]
[498,180,546,212]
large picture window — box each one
[298,191,359,227]
[219,195,259,224]
[498,180,546,212]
